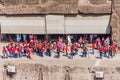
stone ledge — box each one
[79,4,112,14]
[0,5,111,15]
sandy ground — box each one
[0,42,120,68]
[0,43,120,80]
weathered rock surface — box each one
[0,0,111,14]
[78,4,111,14]
[2,62,120,80]
[113,0,120,4]
[89,0,106,4]
[110,0,120,49]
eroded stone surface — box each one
[0,0,111,14]
[2,62,120,80]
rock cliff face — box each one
[0,0,120,48]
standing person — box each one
[16,34,21,42]
[18,45,23,58]
[23,40,29,56]
[101,45,105,57]
[2,46,8,58]
[73,35,77,42]
[104,40,107,47]
[15,45,19,58]
[104,46,108,57]
[84,41,89,55]
[29,47,33,59]
[89,34,93,43]
[108,46,112,58]
[37,44,43,57]
[112,43,116,56]
[65,45,69,57]
[23,34,27,41]
[46,45,51,57]
[94,34,98,41]
[26,46,30,57]
[29,34,33,42]
[52,42,57,51]
[78,36,83,48]
[55,46,61,58]
[71,35,74,43]
[67,35,72,46]
[6,46,10,57]
[60,41,63,51]
[85,34,88,40]
[33,35,37,41]
[73,42,78,56]
[57,36,61,43]
[92,43,95,54]
[98,46,103,59]
[62,43,66,53]
[9,46,15,58]
[102,37,105,46]
[96,37,101,49]
[23,40,29,46]
[82,45,87,57]
[0,34,2,43]
[40,46,46,57]
[21,46,24,57]
[69,46,74,59]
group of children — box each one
[91,37,117,59]
[2,35,117,59]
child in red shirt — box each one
[54,46,61,58]
[65,45,69,57]
[112,44,116,56]
[69,47,74,59]
[92,43,95,54]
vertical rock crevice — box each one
[38,67,43,80]
[64,70,72,80]
[64,66,72,80]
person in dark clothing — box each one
[108,46,112,58]
[55,46,61,58]
[69,46,74,59]
[99,46,103,59]
[82,45,87,57]
[45,45,51,57]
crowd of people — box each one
[2,34,117,59]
